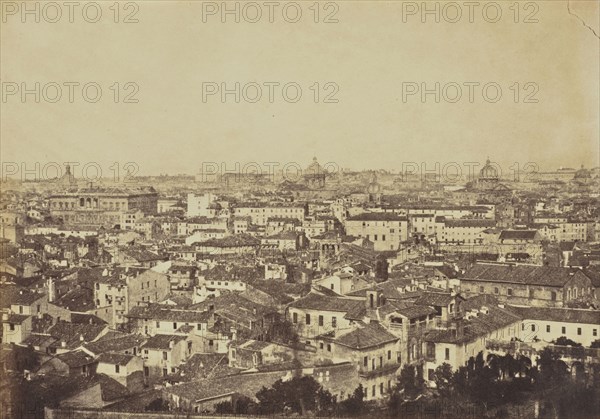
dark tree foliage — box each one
[265,318,299,345]
[337,384,366,416]
[255,376,335,415]
[552,336,582,347]
[433,363,453,396]
[591,339,600,349]
[397,364,425,399]
[215,396,252,414]
[145,398,169,411]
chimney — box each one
[169,340,175,349]
[79,334,85,342]
[366,290,379,309]
[61,341,67,348]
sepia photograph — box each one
[0,0,599,418]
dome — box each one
[479,158,499,180]
[574,164,591,179]
[305,157,324,176]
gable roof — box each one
[461,263,590,287]
[287,292,363,314]
[506,306,600,325]
[83,333,147,356]
[141,334,187,350]
[97,352,137,366]
[324,322,398,349]
[499,230,539,241]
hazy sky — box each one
[1,0,599,177]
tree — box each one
[338,384,365,416]
[433,363,453,396]
[398,364,424,399]
[215,396,252,414]
[535,347,569,392]
[145,398,169,411]
[256,376,334,415]
[265,318,299,345]
[552,336,582,347]
[591,339,600,349]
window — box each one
[197,323,202,330]
[162,351,168,360]
[551,292,556,301]
[115,365,120,373]
[332,317,337,328]
[372,385,376,398]
[327,344,331,352]
[155,321,160,328]
[593,329,597,337]
[173,322,177,330]
[428,368,435,381]
[546,325,551,333]
[445,348,450,360]
[319,315,324,327]
[494,287,499,295]
[529,289,534,299]
[479,286,484,293]
[379,356,383,367]
[9,324,15,331]
[531,324,536,332]
[293,312,298,324]
[507,288,513,296]
[363,356,368,367]
[209,340,214,347]
[382,235,386,241]
[380,383,384,395]
[306,314,311,325]
[163,368,168,377]
[562,327,566,334]
[320,342,324,350]
[171,367,176,373]
[577,328,582,335]
[388,350,391,360]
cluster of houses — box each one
[0,158,599,414]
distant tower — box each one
[58,164,76,189]
[367,173,382,203]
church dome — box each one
[574,164,591,179]
[479,158,499,180]
[305,157,325,176]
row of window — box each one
[523,323,598,336]
[292,312,337,328]
[479,286,554,301]
[362,351,395,370]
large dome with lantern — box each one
[479,158,499,180]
